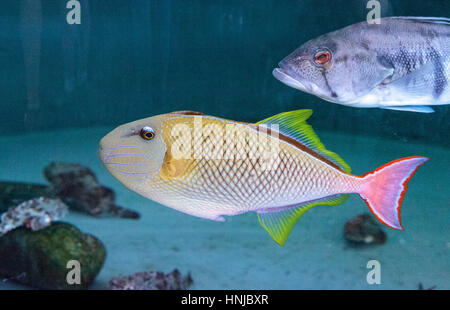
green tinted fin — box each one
[257,110,351,173]
[257,194,349,246]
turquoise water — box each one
[1,127,448,289]
[0,0,449,290]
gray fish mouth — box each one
[272,68,309,93]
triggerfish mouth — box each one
[99,110,428,246]
[274,17,450,113]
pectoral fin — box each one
[384,54,449,103]
[159,151,194,180]
[352,54,394,97]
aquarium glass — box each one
[0,0,448,290]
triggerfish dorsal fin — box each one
[257,194,349,246]
[256,110,351,173]
[169,111,204,116]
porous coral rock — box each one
[108,269,193,290]
[0,197,68,235]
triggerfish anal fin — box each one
[257,110,351,173]
[257,194,349,246]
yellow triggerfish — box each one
[99,110,428,246]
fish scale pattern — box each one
[150,116,358,216]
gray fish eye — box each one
[312,47,333,67]
[314,51,332,66]
[140,126,155,140]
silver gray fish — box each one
[273,17,450,113]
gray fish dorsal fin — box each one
[390,16,450,25]
[256,110,351,173]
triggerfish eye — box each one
[140,126,155,140]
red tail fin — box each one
[359,156,428,230]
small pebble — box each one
[344,213,387,246]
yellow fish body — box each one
[99,110,427,245]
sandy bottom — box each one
[0,126,448,290]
